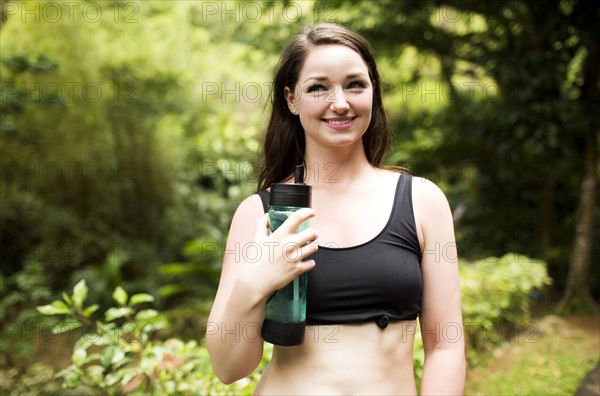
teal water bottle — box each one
[262,165,312,346]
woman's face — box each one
[285,45,373,151]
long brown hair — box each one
[257,23,391,191]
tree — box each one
[557,2,599,310]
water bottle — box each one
[262,165,311,346]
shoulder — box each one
[410,176,454,244]
[230,193,265,226]
[411,176,451,213]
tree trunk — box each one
[557,38,599,312]
[557,128,598,312]
[539,165,555,257]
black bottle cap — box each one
[269,165,311,208]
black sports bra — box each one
[257,172,422,329]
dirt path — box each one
[466,314,600,395]
[569,315,600,396]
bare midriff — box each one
[255,320,418,395]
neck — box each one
[303,141,376,186]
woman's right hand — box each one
[206,197,316,383]
[236,208,319,300]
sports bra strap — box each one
[257,189,269,213]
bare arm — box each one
[206,194,318,384]
[413,178,466,395]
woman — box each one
[206,23,465,395]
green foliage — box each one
[556,296,600,316]
[0,363,63,396]
[157,238,222,336]
[0,259,55,367]
[0,0,271,325]
[412,329,424,387]
[0,53,59,135]
[460,253,552,364]
[409,253,552,378]
[36,280,266,395]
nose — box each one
[329,86,349,112]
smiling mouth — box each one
[323,117,357,125]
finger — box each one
[282,240,318,263]
[295,258,317,273]
[294,227,319,246]
[273,208,316,235]
[277,228,317,261]
[254,213,270,239]
[297,241,319,261]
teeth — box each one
[326,119,352,125]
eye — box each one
[347,80,367,90]
[307,83,328,93]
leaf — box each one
[83,304,100,318]
[56,366,82,387]
[105,307,133,322]
[105,371,124,387]
[135,309,159,321]
[160,262,193,276]
[96,321,116,334]
[129,293,154,306]
[101,345,116,369]
[111,347,126,365]
[75,335,95,352]
[86,365,105,385]
[72,347,87,366]
[113,286,128,306]
[158,284,186,298]
[105,249,129,281]
[62,291,73,306]
[113,356,131,370]
[72,279,88,309]
[37,300,71,316]
[84,353,103,364]
[52,318,82,334]
[120,368,142,392]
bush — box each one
[0,362,62,396]
[460,253,552,363]
[36,280,266,395]
[0,259,56,369]
[414,253,551,375]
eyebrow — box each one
[303,72,369,83]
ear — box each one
[284,86,297,115]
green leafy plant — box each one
[460,253,553,364]
[0,259,54,368]
[0,362,62,396]
[36,280,262,395]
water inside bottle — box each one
[264,272,307,322]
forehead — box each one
[299,45,369,81]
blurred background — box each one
[1,0,598,394]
